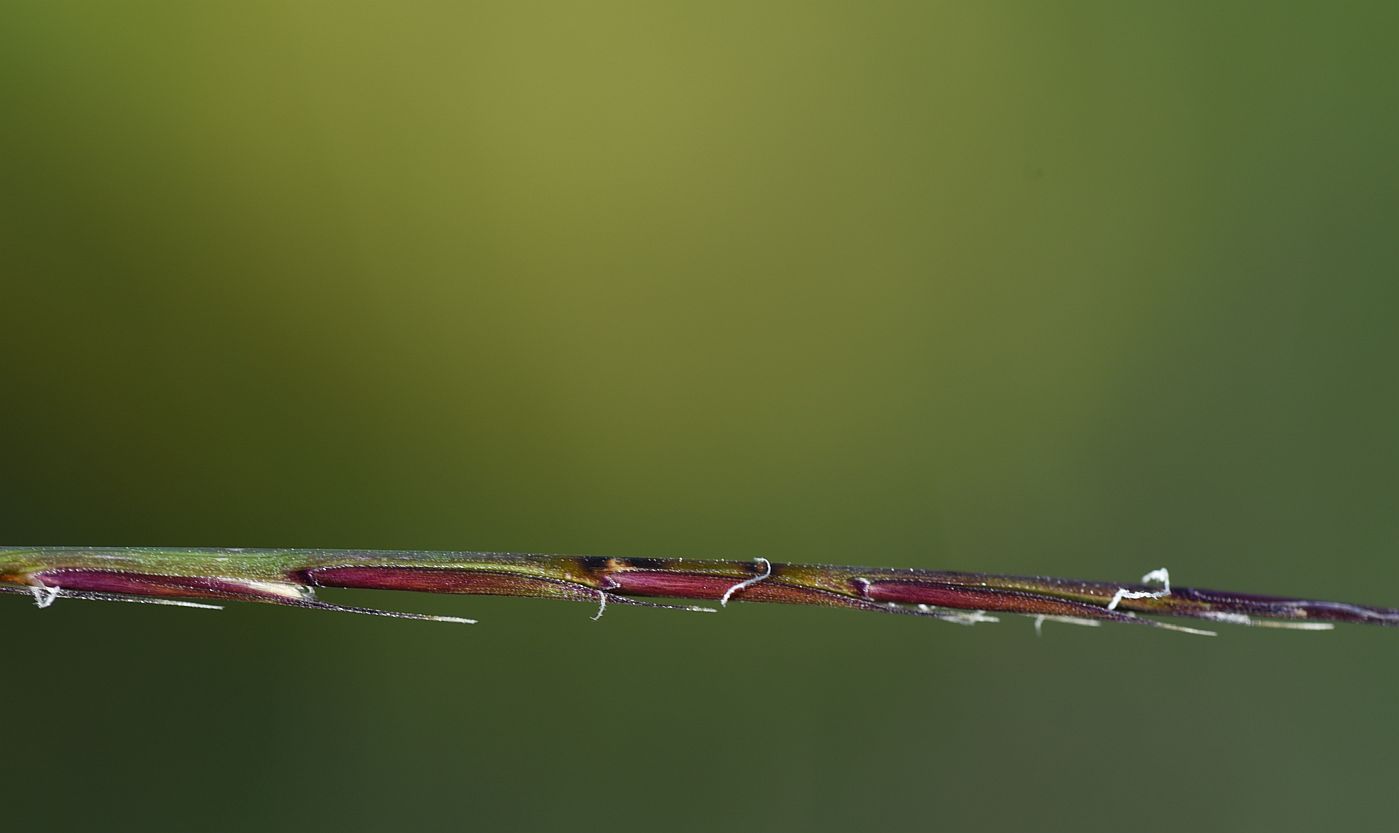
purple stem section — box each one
[11,551,1398,629]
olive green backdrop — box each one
[3,3,1397,831]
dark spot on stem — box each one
[577,556,610,576]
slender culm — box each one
[2,547,1395,635]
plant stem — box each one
[2,547,1394,634]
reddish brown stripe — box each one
[608,571,864,608]
[34,570,286,602]
[606,572,733,599]
[861,580,1110,617]
[304,566,592,601]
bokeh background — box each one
[3,2,1397,831]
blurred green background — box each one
[3,2,1397,830]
